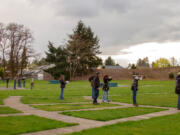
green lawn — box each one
[0,80,178,134]
[0,115,76,135]
[61,107,166,121]
[32,103,120,111]
[0,80,178,108]
[67,113,180,135]
[109,80,178,107]
[0,106,21,114]
[0,80,91,105]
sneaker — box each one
[178,108,180,110]
[107,100,111,102]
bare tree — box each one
[5,23,33,78]
[0,23,9,76]
[170,57,177,67]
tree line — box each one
[129,57,178,69]
[103,56,179,69]
[0,23,34,78]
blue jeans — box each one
[31,83,34,90]
[102,91,109,102]
[60,88,64,100]
[178,94,180,109]
[18,80,21,88]
[14,81,16,90]
[23,81,25,88]
[93,88,99,103]
[132,90,137,104]
[92,88,95,99]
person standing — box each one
[93,72,101,105]
[89,75,95,100]
[175,72,180,110]
[14,77,17,90]
[131,73,142,106]
[18,78,21,88]
[31,78,34,90]
[102,75,112,102]
[6,77,10,88]
[59,75,66,100]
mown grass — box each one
[61,107,166,121]
[108,80,177,107]
[0,80,91,105]
[0,106,21,114]
[0,80,178,108]
[0,79,178,135]
[67,113,180,135]
[32,103,120,111]
[0,115,76,135]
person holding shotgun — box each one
[102,75,112,102]
[131,73,143,106]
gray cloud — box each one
[5,0,180,55]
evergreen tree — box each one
[66,21,102,77]
[45,42,69,79]
[131,64,136,69]
[105,56,115,66]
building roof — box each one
[105,65,124,69]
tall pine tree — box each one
[67,21,102,77]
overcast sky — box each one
[1,0,180,67]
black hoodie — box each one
[175,75,180,94]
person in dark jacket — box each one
[131,73,143,106]
[93,72,100,104]
[60,75,66,100]
[89,75,95,99]
[175,72,180,110]
[31,78,34,90]
[14,77,17,90]
[102,75,112,102]
[18,78,21,88]
[6,77,10,88]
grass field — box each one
[0,80,178,107]
[0,115,76,135]
[32,103,120,111]
[67,113,180,135]
[0,106,21,114]
[0,79,179,134]
[61,107,166,121]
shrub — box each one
[169,72,174,79]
